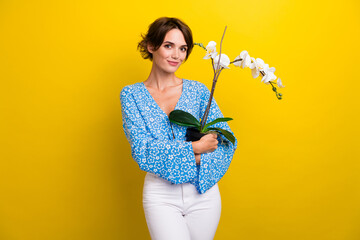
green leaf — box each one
[206,127,235,145]
[169,110,201,128]
[203,117,233,131]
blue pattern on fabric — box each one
[120,78,237,194]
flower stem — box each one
[200,26,227,129]
[194,42,206,50]
[230,58,243,64]
[211,58,215,75]
[216,26,227,72]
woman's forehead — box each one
[163,29,186,45]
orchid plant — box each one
[169,26,285,145]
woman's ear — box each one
[147,44,154,54]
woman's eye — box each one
[181,47,187,52]
[165,44,171,48]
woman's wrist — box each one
[191,141,201,154]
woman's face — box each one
[148,28,188,74]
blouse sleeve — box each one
[197,83,238,194]
[120,86,198,184]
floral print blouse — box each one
[120,78,237,194]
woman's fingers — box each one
[198,133,218,153]
[210,133,218,139]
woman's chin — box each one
[162,67,180,74]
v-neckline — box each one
[141,78,186,118]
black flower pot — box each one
[185,127,206,142]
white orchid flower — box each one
[277,78,285,88]
[213,53,230,70]
[249,57,256,69]
[261,66,277,84]
[233,50,251,68]
[203,41,217,59]
[250,58,266,78]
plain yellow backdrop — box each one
[1,0,359,239]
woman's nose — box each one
[172,49,179,59]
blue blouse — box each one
[120,78,237,194]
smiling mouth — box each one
[168,61,179,66]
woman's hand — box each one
[192,133,219,155]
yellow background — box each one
[1,0,359,239]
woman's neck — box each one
[144,65,182,91]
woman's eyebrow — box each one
[163,41,188,47]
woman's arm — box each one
[196,83,238,194]
[120,86,198,184]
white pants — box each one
[142,172,221,240]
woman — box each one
[120,17,237,240]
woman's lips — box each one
[168,61,179,66]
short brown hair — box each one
[137,17,194,62]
